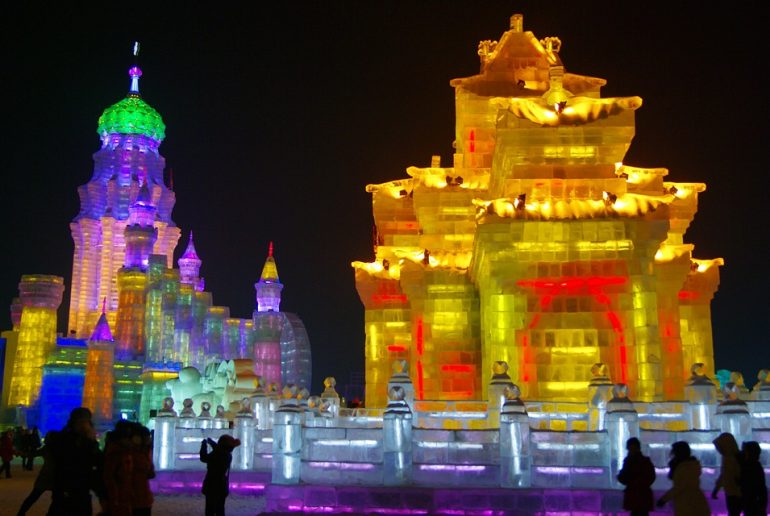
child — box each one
[200,435,240,516]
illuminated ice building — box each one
[0,52,311,432]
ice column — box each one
[587,363,613,431]
[272,385,302,484]
[213,405,228,429]
[499,384,530,487]
[249,377,271,430]
[383,385,413,486]
[320,376,341,420]
[716,383,752,444]
[606,384,639,489]
[684,363,717,430]
[154,397,177,471]
[233,398,256,470]
[488,361,514,427]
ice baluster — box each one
[272,384,301,484]
[685,363,717,430]
[233,398,256,470]
[716,382,752,444]
[383,385,413,486]
[488,361,514,428]
[154,396,177,471]
[606,383,639,489]
[499,384,530,487]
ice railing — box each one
[152,362,770,490]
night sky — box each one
[2,2,768,393]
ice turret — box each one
[179,231,204,291]
[83,302,115,424]
[255,242,283,313]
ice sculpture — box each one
[354,14,722,406]
[7,275,64,407]
[69,59,180,338]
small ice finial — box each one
[268,241,274,257]
[129,41,142,96]
[101,297,107,314]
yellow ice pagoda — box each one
[353,14,722,408]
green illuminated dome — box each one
[97,63,166,141]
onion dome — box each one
[97,47,166,141]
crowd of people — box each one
[3,407,242,516]
[0,426,42,477]
[618,432,768,515]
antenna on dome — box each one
[129,41,142,96]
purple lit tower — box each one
[178,231,204,292]
[253,243,284,385]
[68,47,180,337]
[252,244,312,388]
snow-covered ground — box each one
[0,458,266,516]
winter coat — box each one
[617,452,656,511]
[103,441,134,516]
[660,458,710,515]
[33,443,55,491]
[0,433,14,461]
[741,458,768,515]
[200,440,232,498]
[714,433,742,497]
[130,448,155,509]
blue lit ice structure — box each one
[37,337,88,435]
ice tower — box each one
[68,48,180,338]
[82,305,115,424]
[354,15,722,407]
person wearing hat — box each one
[200,434,240,516]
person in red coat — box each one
[617,437,656,516]
[0,429,16,478]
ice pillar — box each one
[488,361,514,427]
[272,385,302,484]
[606,384,639,489]
[684,363,717,430]
[383,385,413,486]
[716,383,752,444]
[499,384,530,488]
[154,400,177,471]
[233,399,256,471]
[320,376,341,420]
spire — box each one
[255,242,283,312]
[181,231,200,260]
[136,178,152,205]
[128,41,142,96]
[90,299,114,342]
[260,242,280,283]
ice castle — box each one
[1,13,769,514]
[0,48,311,433]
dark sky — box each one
[2,1,769,392]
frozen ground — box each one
[0,458,266,516]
